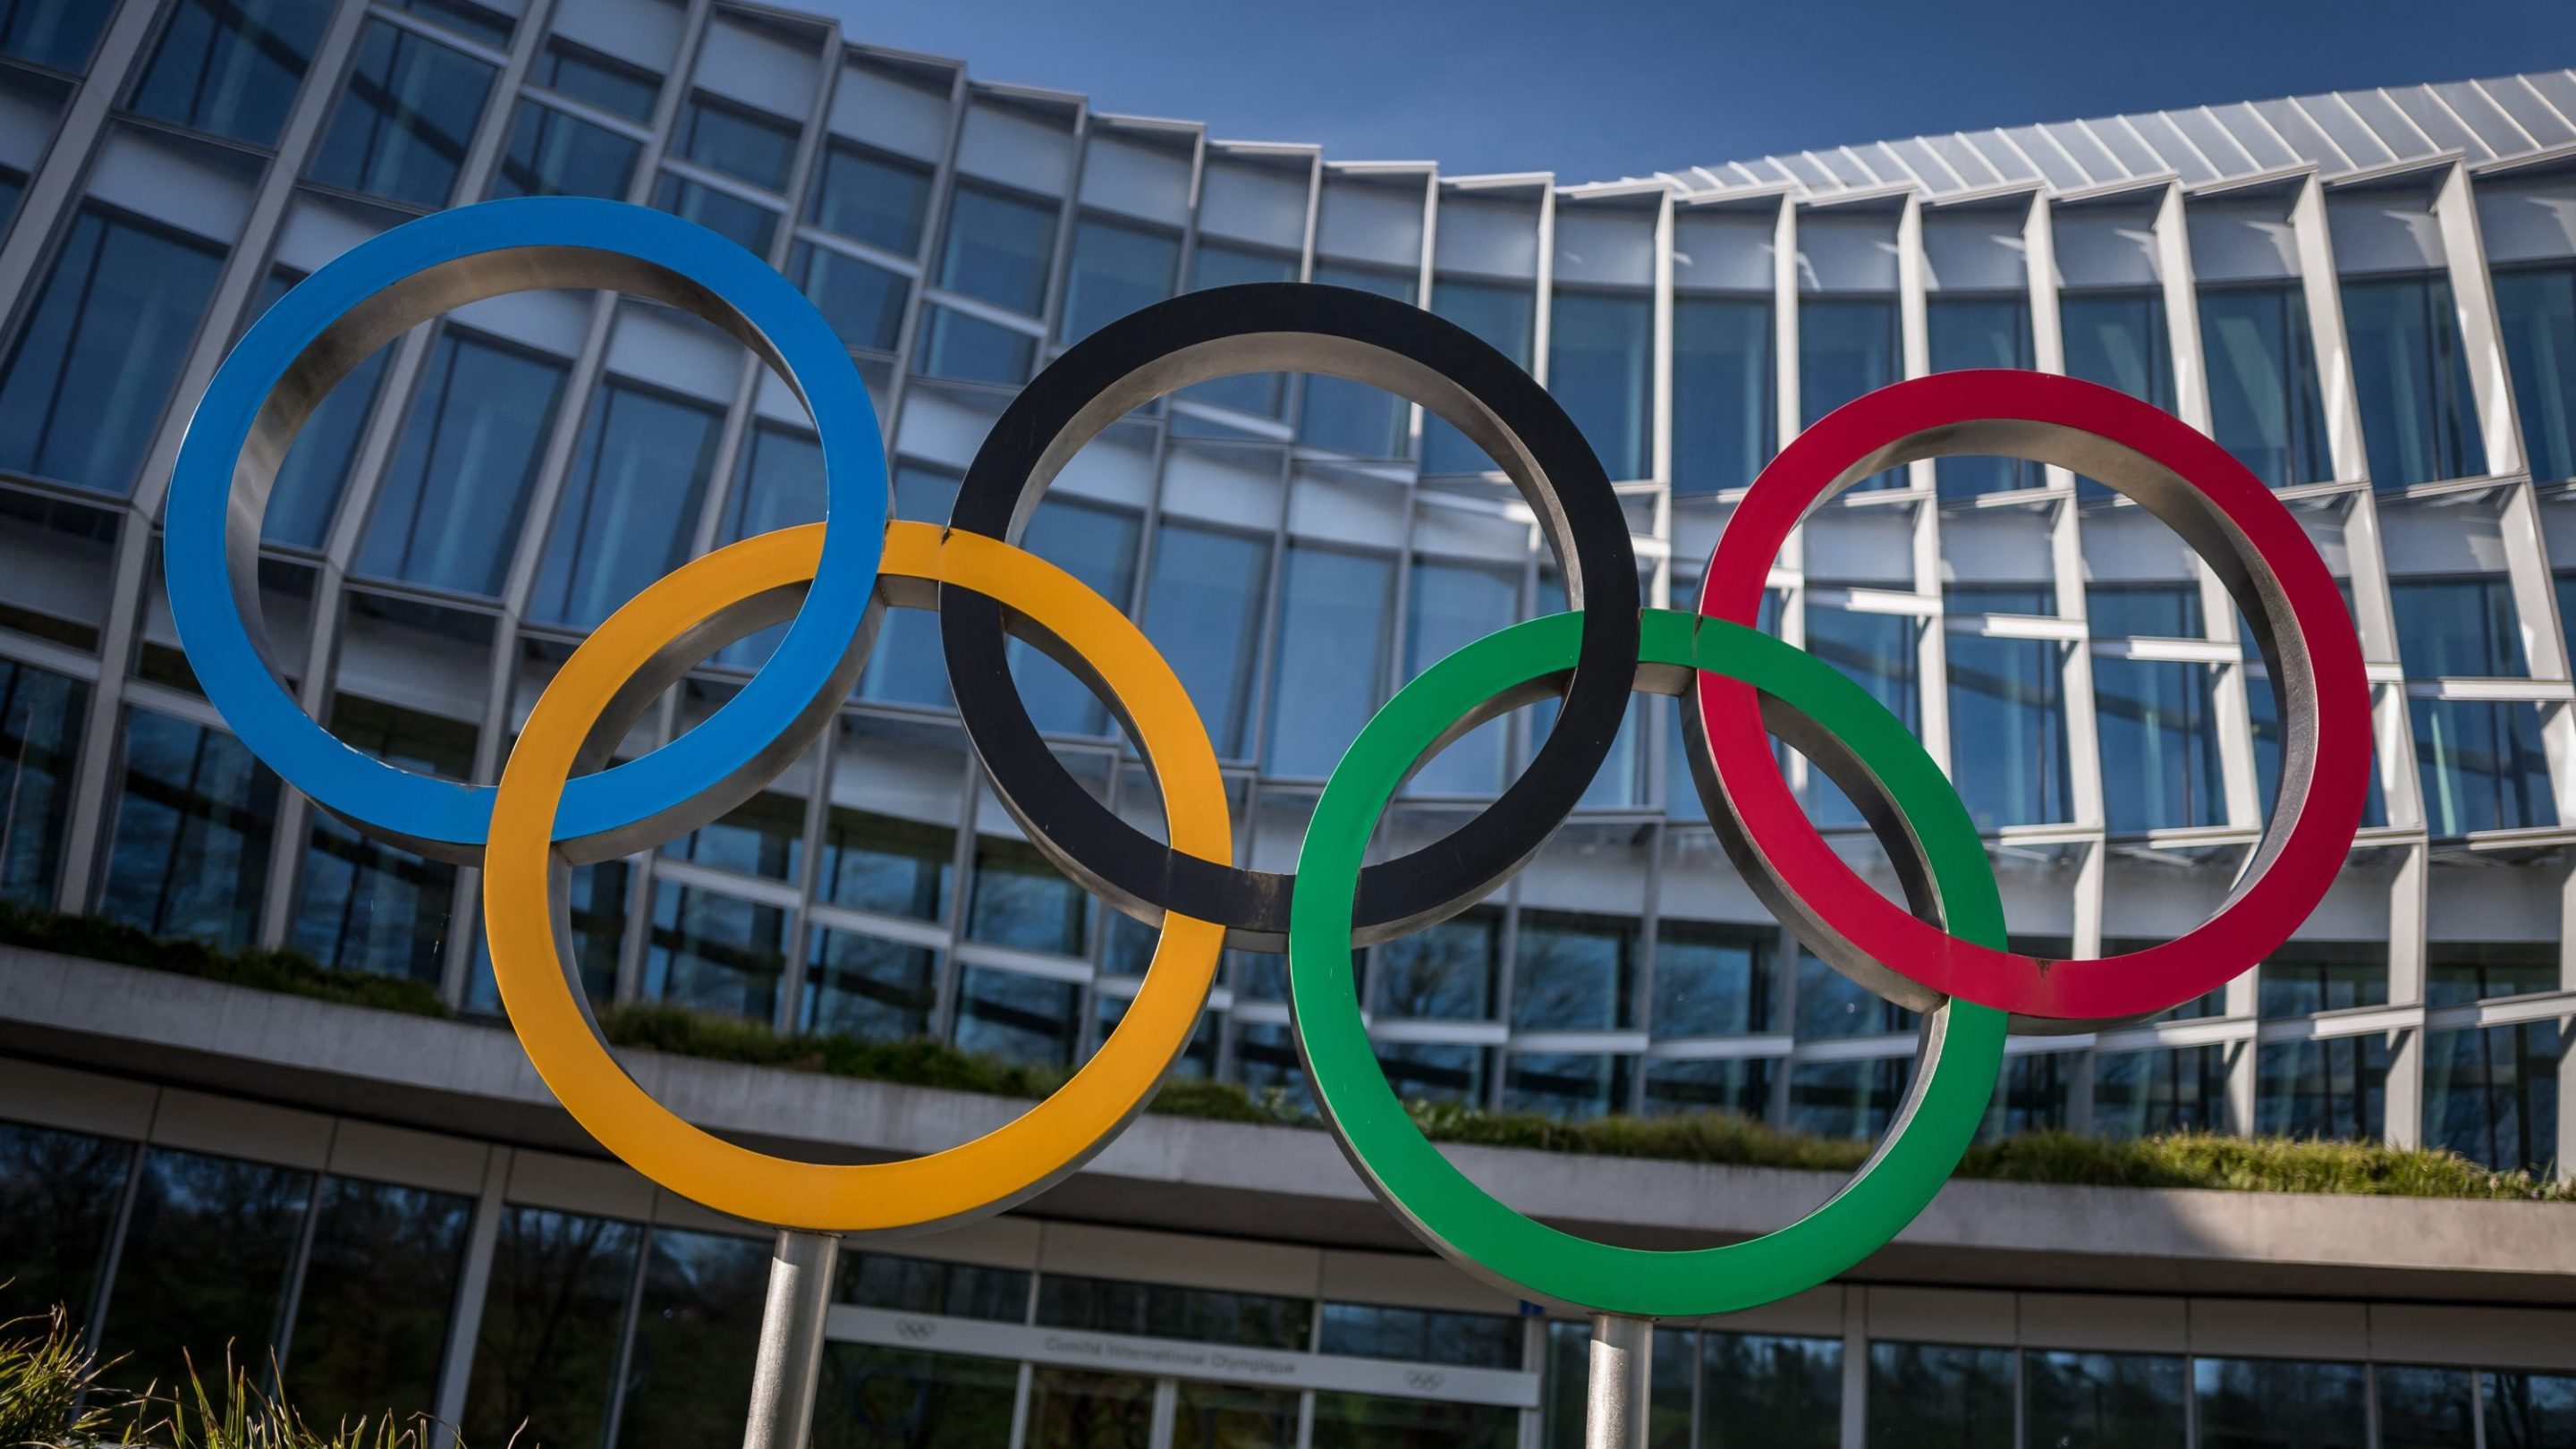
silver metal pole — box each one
[741,1228,842,1449]
[1585,1312,1652,1449]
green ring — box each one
[1287,608,2008,1318]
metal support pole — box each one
[1585,1313,1652,1449]
[742,1228,842,1449]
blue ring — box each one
[165,198,886,851]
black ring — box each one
[939,283,1640,949]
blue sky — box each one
[811,0,2572,182]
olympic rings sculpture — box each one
[167,198,2370,1319]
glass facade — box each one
[308,21,496,208]
[2343,271,2486,487]
[2199,282,2333,486]
[1673,293,1773,496]
[129,0,334,147]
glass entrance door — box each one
[1022,1368,1300,1449]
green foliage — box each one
[124,1358,432,1449]
[0,903,447,1020]
[1955,1129,2576,1201]
[0,1303,120,1447]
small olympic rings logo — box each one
[165,199,2369,1321]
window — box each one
[1263,544,1395,777]
[0,0,105,72]
[812,1343,1020,1448]
[356,329,569,597]
[1801,603,1919,827]
[819,807,953,919]
[1233,1021,1312,1114]
[664,788,804,882]
[794,242,907,354]
[2087,580,2201,638]
[491,99,640,200]
[936,181,1057,315]
[672,91,799,191]
[2256,1036,2386,1141]
[1550,286,1653,480]
[807,141,932,255]
[859,462,962,708]
[2061,287,2174,409]
[1370,905,1501,1021]
[2023,1350,2186,1446]
[1301,261,1416,456]
[1058,214,1179,343]
[1010,498,1142,736]
[2194,1358,2368,1449]
[1423,276,1536,474]
[1180,242,1297,416]
[129,0,334,146]
[1788,1058,1909,1138]
[535,36,658,123]
[2485,1370,2576,1446]
[1513,910,1640,1031]
[463,1206,643,1449]
[1532,570,1645,809]
[2093,1044,2228,1137]
[1700,1333,1840,1449]
[250,269,393,549]
[966,835,1089,956]
[953,964,1080,1065]
[912,304,1035,385]
[2391,574,2527,677]
[1928,293,2037,497]
[1651,919,1770,1036]
[0,1120,131,1326]
[92,1147,311,1396]
[1404,556,1519,794]
[622,1229,769,1449]
[0,657,85,906]
[2200,282,2333,486]
[2250,670,2386,829]
[2497,262,2576,484]
[1674,294,1774,496]
[1504,1053,1632,1121]
[835,1250,1030,1322]
[2426,1021,2562,1174]
[1321,1302,1520,1368]
[804,928,937,1041]
[651,171,778,255]
[389,0,512,46]
[98,709,278,948]
[717,423,823,669]
[1801,296,1898,487]
[529,377,724,629]
[1945,634,2071,828]
[2411,699,2555,836]
[308,21,496,208]
[1038,1273,1313,1350]
[464,860,627,1014]
[1139,522,1271,759]
[1797,948,1911,1039]
[290,694,470,983]
[2427,938,2558,1004]
[280,1176,474,1436]
[1641,1058,1771,1119]
[1866,1341,2013,1447]
[2343,271,2486,487]
[2259,941,2389,1018]
[2093,658,2224,833]
[0,204,225,496]
[1979,1052,2073,1140]
[1377,1042,1485,1106]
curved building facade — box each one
[0,1,2572,1445]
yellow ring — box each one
[487,521,1230,1232]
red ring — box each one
[1695,370,2372,1022]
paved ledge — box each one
[4,948,2571,1305]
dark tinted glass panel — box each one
[491,98,640,200]
[390,0,510,46]
[465,1207,642,1449]
[358,330,569,596]
[1311,1394,1520,1449]
[96,1148,313,1395]
[1059,214,1178,343]
[808,142,932,254]
[1796,948,1911,1039]
[99,708,278,948]
[1642,1058,1771,1119]
[1036,1272,1311,1351]
[1945,634,2071,827]
[1801,603,1919,826]
[1865,1341,2012,1447]
[282,1176,472,1434]
[1977,1051,2073,1142]
[1801,297,1898,488]
[674,92,799,191]
[2497,263,2576,483]
[1928,293,2037,497]
[1026,1367,1155,1449]
[798,242,909,354]
[2093,1044,2229,1137]
[646,883,789,1021]
[0,1121,130,1325]
[2255,1036,2387,1141]
[965,835,1088,954]
[2087,582,2201,639]
[811,1343,1019,1449]
[1701,1332,1839,1449]
[2426,1021,2561,1174]
[1404,556,1518,794]
[665,787,804,882]
[1233,1021,1312,1115]
[1299,262,1415,456]
[620,1228,769,1449]
[652,171,778,255]
[938,182,1056,314]
[131,0,334,146]
[953,964,1079,1065]
[1674,294,1774,496]
[0,206,224,496]
[835,1251,1029,1322]
[821,808,953,919]
[1789,1058,1910,1138]
[2427,938,2559,1004]
[1174,1381,1299,1449]
[0,658,82,905]
[2194,1357,2366,1449]
[2021,1349,2184,1448]
[2486,1370,2576,1449]
[309,21,495,208]
[714,423,825,669]
[1425,277,1536,474]
[1265,544,1394,776]
[913,305,1035,385]
[465,860,626,1013]
[2063,288,2176,501]
[0,0,104,71]
[1140,523,1270,759]
[1372,905,1502,1021]
[1010,500,1141,736]
[1551,287,1653,480]
[530,378,724,629]
[538,37,658,121]
[1180,242,1296,417]
[2411,699,2555,835]
[250,269,392,549]
[1652,919,1770,1037]
[2344,271,2485,487]
[2391,574,2525,677]
[804,928,937,1041]
[2258,941,2388,1019]
[2377,1364,2478,1449]
[1513,909,1640,1031]
[2093,658,2224,833]
[1376,1042,1485,1106]
[291,694,470,981]
[1504,1052,1632,1121]
[2200,283,2332,486]
[859,463,962,706]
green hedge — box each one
[11,904,2569,1203]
